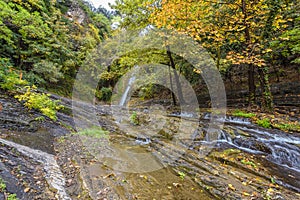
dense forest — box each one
[112,0,300,111]
[0,0,114,94]
[0,0,299,113]
[0,1,300,199]
[0,0,300,115]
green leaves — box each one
[232,110,256,118]
[113,0,152,29]
[130,111,139,125]
[272,15,300,64]
[33,60,63,83]
[0,0,112,91]
[256,118,272,128]
[15,85,64,121]
[0,58,28,91]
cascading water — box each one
[169,111,300,172]
[119,76,136,106]
[216,124,300,172]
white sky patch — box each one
[90,0,115,10]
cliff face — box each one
[66,2,87,24]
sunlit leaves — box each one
[149,0,291,68]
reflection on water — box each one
[76,108,300,198]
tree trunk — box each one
[17,37,23,69]
[242,0,256,107]
[258,67,273,112]
[248,64,256,106]
[216,46,221,70]
[166,45,185,105]
[168,65,177,106]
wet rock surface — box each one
[56,104,300,199]
[0,93,69,154]
[0,93,70,199]
[1,91,300,199]
[0,140,57,199]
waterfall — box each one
[119,75,136,106]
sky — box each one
[90,0,115,10]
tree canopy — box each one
[0,0,112,94]
[113,0,299,110]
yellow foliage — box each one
[149,0,289,67]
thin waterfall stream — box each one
[119,76,136,106]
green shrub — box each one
[273,123,300,132]
[178,171,186,180]
[0,178,6,192]
[22,71,46,86]
[0,59,28,91]
[34,116,45,122]
[241,159,257,168]
[0,59,63,121]
[15,86,64,121]
[7,194,18,200]
[232,110,256,118]
[0,177,18,200]
[130,111,139,125]
[96,87,112,101]
[0,74,28,91]
[76,126,109,138]
[256,118,271,128]
[32,60,63,83]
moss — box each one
[272,122,300,132]
[256,118,271,128]
[241,159,257,168]
[130,111,139,125]
[76,127,109,138]
[0,177,18,200]
[232,110,256,118]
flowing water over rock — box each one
[62,103,300,199]
[119,76,136,107]
[1,92,300,199]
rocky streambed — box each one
[0,92,300,199]
[0,93,71,199]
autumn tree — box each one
[149,0,295,111]
[113,0,190,104]
[271,1,300,66]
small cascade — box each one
[135,137,151,145]
[169,111,196,118]
[217,130,232,143]
[213,126,300,172]
[119,76,136,106]
[225,116,251,124]
[203,113,251,125]
[267,143,300,171]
